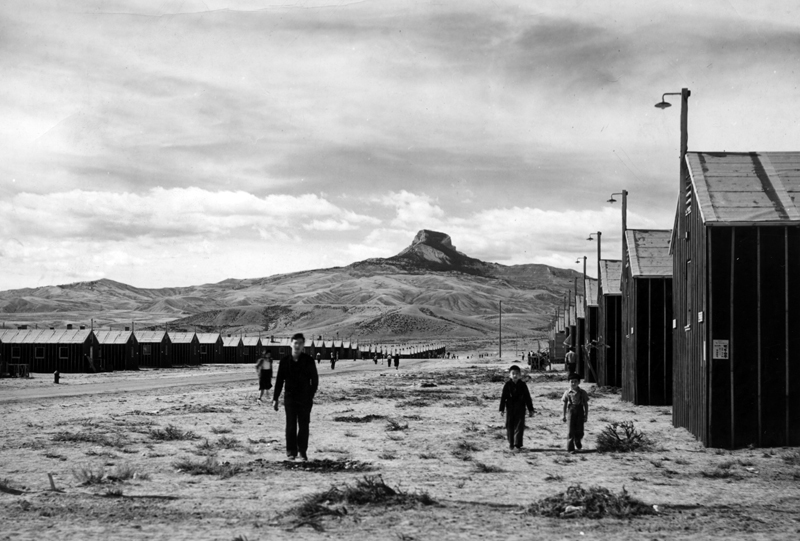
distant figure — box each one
[393,354,400,370]
[373,354,378,365]
[330,352,336,370]
[499,365,534,451]
[562,372,589,453]
[255,350,273,403]
[316,352,321,364]
[387,355,392,368]
[272,333,319,462]
[565,347,576,374]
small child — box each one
[499,365,534,451]
[562,372,589,452]
[255,350,273,403]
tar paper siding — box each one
[597,295,622,387]
[584,305,599,382]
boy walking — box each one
[499,365,534,450]
[562,372,589,452]
[272,333,319,461]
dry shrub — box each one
[385,419,409,432]
[53,431,126,448]
[284,475,435,530]
[540,391,564,400]
[150,425,198,441]
[283,458,373,473]
[216,436,242,450]
[525,485,655,519]
[73,463,147,485]
[379,451,398,460]
[544,474,563,482]
[173,456,241,478]
[473,462,504,473]
[596,422,652,453]
[210,427,232,434]
[700,467,741,480]
[452,440,480,461]
[333,414,385,423]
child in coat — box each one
[499,365,535,450]
[562,372,589,452]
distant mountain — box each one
[0,230,582,338]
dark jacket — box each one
[272,353,319,406]
[499,379,534,414]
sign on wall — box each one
[713,339,729,360]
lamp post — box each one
[655,89,691,193]
[608,190,628,262]
[587,232,602,284]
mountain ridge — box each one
[0,230,582,338]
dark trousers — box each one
[506,408,526,448]
[284,402,312,457]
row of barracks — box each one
[547,91,800,448]
[0,328,446,374]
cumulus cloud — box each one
[0,188,377,240]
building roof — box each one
[222,336,242,347]
[135,330,167,343]
[625,229,673,278]
[686,152,800,224]
[168,332,196,344]
[241,337,261,347]
[585,278,599,307]
[600,260,622,296]
[196,333,221,344]
[95,330,133,345]
[0,329,93,344]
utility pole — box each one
[499,300,503,359]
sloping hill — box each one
[0,230,581,338]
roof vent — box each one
[79,325,86,330]
[18,325,28,330]
[125,326,130,331]
[66,324,73,330]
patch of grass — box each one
[701,467,740,479]
[43,452,67,461]
[781,450,800,466]
[473,462,504,473]
[386,433,404,442]
[540,390,564,400]
[397,398,432,408]
[595,422,653,453]
[173,457,242,478]
[464,421,480,433]
[674,458,690,465]
[333,414,386,423]
[419,452,437,460]
[343,430,357,438]
[150,425,198,441]
[210,427,232,434]
[216,436,242,450]
[386,419,409,432]
[524,485,655,519]
[53,431,126,448]
[73,466,107,486]
[452,440,480,461]
[283,458,373,472]
[195,439,216,455]
[544,474,563,482]
[73,463,148,485]
[103,488,124,498]
[379,451,398,460]
[717,460,736,470]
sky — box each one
[2,0,800,289]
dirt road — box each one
[0,358,428,403]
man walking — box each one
[272,333,319,461]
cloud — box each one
[0,188,376,241]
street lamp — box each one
[588,231,602,285]
[656,88,691,193]
[608,190,628,259]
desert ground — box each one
[2,352,799,541]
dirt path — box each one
[0,359,428,404]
